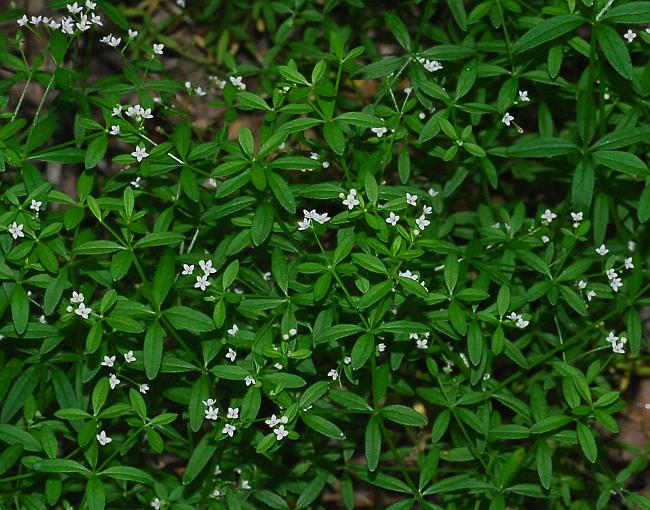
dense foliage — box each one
[1,0,650,508]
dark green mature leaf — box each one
[267,171,296,213]
[73,240,125,255]
[182,436,217,485]
[365,416,381,471]
[301,413,346,440]
[385,12,411,50]
[85,135,108,169]
[602,2,650,23]
[507,138,579,157]
[381,405,427,427]
[592,150,649,176]
[596,24,633,79]
[33,459,91,475]
[10,285,28,334]
[513,15,586,54]
[165,306,214,332]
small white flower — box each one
[96,430,112,445]
[541,209,557,223]
[377,343,386,352]
[399,270,418,281]
[131,177,142,189]
[423,205,432,215]
[124,351,136,363]
[245,376,256,386]
[607,331,618,344]
[86,0,96,8]
[274,425,289,440]
[422,59,443,72]
[415,215,430,231]
[623,29,637,43]
[371,127,388,138]
[229,76,246,90]
[406,193,417,206]
[8,222,24,240]
[109,373,120,390]
[199,259,217,276]
[153,43,164,55]
[76,15,91,31]
[343,356,352,365]
[297,218,311,231]
[182,264,194,275]
[596,244,609,256]
[226,348,237,362]
[227,407,239,419]
[312,211,330,224]
[109,125,120,135]
[71,291,84,304]
[386,212,399,226]
[628,240,636,252]
[606,268,618,280]
[322,161,330,168]
[151,498,162,510]
[507,312,522,322]
[139,384,149,394]
[30,199,42,212]
[624,257,634,270]
[228,324,239,335]
[131,146,149,162]
[195,86,206,96]
[202,398,217,407]
[265,414,281,427]
[195,275,210,291]
[342,191,359,210]
[140,108,154,119]
[501,112,514,126]
[419,112,426,120]
[67,2,83,14]
[17,15,28,26]
[75,303,92,319]
[112,105,122,117]
[516,318,529,329]
[310,152,319,160]
[610,278,623,292]
[90,13,102,25]
[571,211,583,227]
[428,188,439,198]
[222,423,236,437]
[30,16,42,25]
[541,235,550,244]
[128,29,138,38]
[416,339,428,349]
[60,17,75,34]
[205,406,219,420]
[577,280,587,290]
[101,355,116,368]
[241,480,251,490]
[327,369,338,380]
[274,363,283,370]
[100,34,121,47]
[518,90,530,102]
[586,290,596,302]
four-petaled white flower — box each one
[596,244,609,256]
[109,373,120,389]
[423,205,432,215]
[205,406,219,420]
[406,193,417,206]
[109,125,120,135]
[541,209,557,223]
[75,303,92,319]
[71,291,84,304]
[131,177,142,189]
[516,318,529,329]
[153,43,164,55]
[586,290,596,301]
[67,2,83,14]
[151,498,162,510]
[30,199,42,212]
[131,146,149,162]
[227,407,239,419]
[342,189,359,210]
[128,29,138,38]
[229,76,246,90]
[501,112,514,126]
[96,430,112,445]
[344,356,352,364]
[139,384,149,394]
[606,331,627,354]
[378,343,386,352]
[274,425,289,440]
[577,280,587,290]
[541,235,550,243]
[415,215,430,231]
[199,259,217,276]
[623,29,637,43]
[8,222,24,240]
[182,264,194,275]
[386,212,399,226]
[226,348,237,362]
[371,127,388,138]
[245,376,256,386]
[195,275,210,291]
[518,90,530,102]
[228,324,239,335]
[416,339,428,349]
[17,15,28,26]
[202,398,216,407]
[222,423,236,437]
[101,355,116,367]
[265,414,281,427]
[571,211,583,227]
[327,369,338,380]
[124,351,136,363]
[100,34,121,47]
[624,257,634,270]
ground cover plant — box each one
[1,0,650,508]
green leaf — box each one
[596,24,633,79]
[0,444,23,475]
[73,240,125,255]
[357,280,393,310]
[165,306,214,332]
[323,122,345,155]
[353,56,408,79]
[351,333,374,369]
[134,232,186,248]
[381,405,428,427]
[444,253,459,293]
[507,138,579,157]
[301,413,346,440]
[267,171,296,213]
[10,285,28,335]
[33,459,90,475]
[271,249,289,295]
[0,424,41,452]
[576,422,597,463]
[336,112,384,127]
[591,126,650,151]
[182,436,217,485]
[530,415,573,434]
[144,321,165,380]
[602,2,650,23]
[572,159,594,210]
[238,126,254,158]
[251,203,274,246]
[85,477,105,510]
[536,441,552,489]
[365,416,381,471]
[512,15,586,54]
[592,150,648,176]
[278,65,309,85]
[298,381,330,409]
[447,0,467,30]
[237,91,271,110]
[152,252,174,308]
[467,320,484,366]
[101,466,154,484]
[384,12,411,50]
[85,135,108,169]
